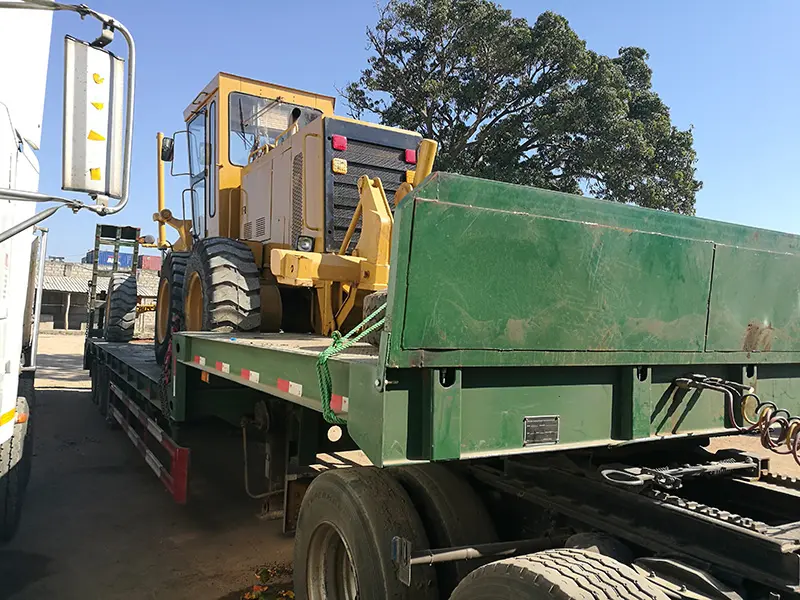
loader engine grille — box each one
[291,153,304,247]
[331,140,411,252]
[243,221,253,239]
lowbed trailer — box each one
[86,173,800,600]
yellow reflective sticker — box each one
[332,158,348,175]
[93,73,104,84]
[0,408,15,426]
[87,130,106,141]
[91,102,104,111]
[90,168,101,181]
[406,170,416,183]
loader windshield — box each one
[228,92,321,166]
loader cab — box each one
[179,73,335,242]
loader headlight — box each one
[297,236,314,252]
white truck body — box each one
[0,5,53,447]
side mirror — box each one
[62,36,125,200]
[161,137,175,162]
[139,234,156,245]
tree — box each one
[343,1,702,214]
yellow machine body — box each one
[156,72,435,335]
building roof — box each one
[43,275,158,297]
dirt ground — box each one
[0,334,293,600]
[1,335,797,599]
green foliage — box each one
[343,0,702,214]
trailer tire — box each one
[155,251,189,364]
[104,272,137,342]
[565,532,633,564]
[450,548,670,600]
[389,464,498,598]
[362,289,387,347]
[183,238,260,333]
[294,466,438,600]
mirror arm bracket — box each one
[0,0,136,241]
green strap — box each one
[316,302,387,424]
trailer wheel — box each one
[389,464,498,598]
[294,467,438,600]
[183,238,260,333]
[155,251,189,364]
[450,548,670,600]
[104,272,137,342]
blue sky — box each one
[34,0,800,258]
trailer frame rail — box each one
[109,381,189,503]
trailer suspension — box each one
[674,374,800,467]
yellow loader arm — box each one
[270,139,438,334]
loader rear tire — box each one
[183,238,261,333]
[388,464,498,598]
[294,467,438,600]
[362,289,387,347]
[155,251,189,364]
[450,549,670,600]
[104,272,137,342]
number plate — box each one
[523,415,559,446]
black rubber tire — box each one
[565,532,633,564]
[293,466,438,600]
[17,374,35,490]
[154,251,189,364]
[183,238,261,332]
[388,464,498,598]
[104,272,137,342]
[0,397,31,544]
[450,548,670,600]
[362,289,387,347]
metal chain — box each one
[316,302,387,425]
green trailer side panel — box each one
[402,199,713,352]
[425,173,800,254]
[706,245,800,352]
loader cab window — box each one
[187,110,207,237]
[228,92,321,166]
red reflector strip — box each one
[241,368,260,383]
[109,382,190,504]
[330,394,349,413]
[405,149,417,164]
[193,355,206,366]
[215,361,230,374]
[277,378,303,396]
[331,134,347,151]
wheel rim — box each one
[185,271,204,331]
[156,277,170,343]
[306,521,359,600]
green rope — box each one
[317,302,387,424]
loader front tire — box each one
[155,251,189,364]
[104,272,137,342]
[183,238,261,333]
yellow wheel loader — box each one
[153,73,436,363]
